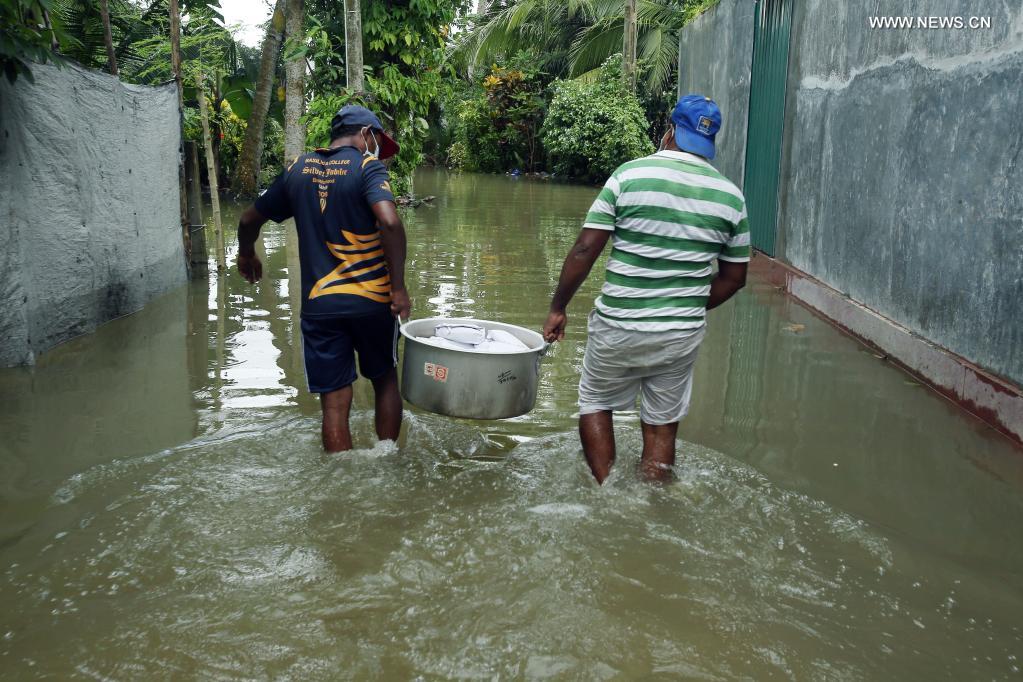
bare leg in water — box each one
[371,368,403,441]
[320,385,354,452]
[580,410,615,484]
[640,421,679,482]
[580,412,679,484]
[320,370,403,452]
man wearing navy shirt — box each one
[235,105,411,452]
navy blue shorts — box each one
[300,310,399,394]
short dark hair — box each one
[330,123,365,141]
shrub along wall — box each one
[542,56,654,183]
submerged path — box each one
[1,169,1021,678]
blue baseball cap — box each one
[671,94,721,160]
[331,104,400,159]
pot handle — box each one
[536,342,551,373]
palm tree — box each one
[454,0,717,94]
[453,0,594,79]
[98,0,117,75]
[233,0,285,196]
[47,0,228,82]
[571,0,712,92]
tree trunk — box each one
[99,0,118,76]
[284,0,306,161]
[232,0,286,196]
[169,0,184,111]
[283,0,306,274]
[169,0,190,270]
[344,0,363,93]
[212,78,225,188]
[623,0,638,93]
[198,76,226,271]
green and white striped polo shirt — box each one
[583,150,750,333]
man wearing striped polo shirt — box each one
[542,94,750,484]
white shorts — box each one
[578,311,706,425]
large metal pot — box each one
[400,317,549,420]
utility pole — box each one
[344,0,364,93]
[623,0,638,93]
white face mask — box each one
[362,127,380,158]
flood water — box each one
[2,168,1023,679]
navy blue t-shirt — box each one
[255,146,396,318]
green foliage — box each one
[452,0,591,81]
[1,0,70,83]
[420,73,472,166]
[183,94,247,186]
[258,116,284,186]
[638,80,677,143]
[452,55,548,173]
[37,0,228,82]
[454,0,721,97]
[541,54,653,183]
[454,95,501,172]
[183,103,202,142]
[288,0,465,194]
[361,0,464,195]
[284,13,345,96]
[446,140,468,169]
[301,91,369,150]
[213,99,248,181]
[128,10,238,85]
[568,0,720,93]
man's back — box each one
[255,146,396,319]
[236,105,410,454]
[583,149,750,333]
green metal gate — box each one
[743,0,794,256]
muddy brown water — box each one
[2,169,1022,679]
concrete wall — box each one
[0,62,185,367]
[779,0,1023,388]
[679,0,1023,389]
[677,0,755,188]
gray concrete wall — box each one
[778,0,1023,387]
[680,0,1023,388]
[677,0,755,188]
[0,62,185,366]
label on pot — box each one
[424,362,449,383]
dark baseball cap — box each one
[671,94,721,160]
[331,104,400,160]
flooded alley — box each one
[1,170,1022,679]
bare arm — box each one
[237,206,270,283]
[706,260,747,310]
[543,228,612,342]
[370,200,410,319]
